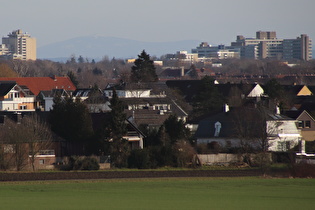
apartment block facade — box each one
[230,31,312,61]
[191,31,312,61]
[1,29,36,60]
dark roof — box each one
[194,112,235,138]
[120,97,172,106]
[105,82,151,91]
[125,109,170,127]
[195,107,294,139]
[159,68,190,78]
[166,80,202,102]
[0,81,16,96]
[90,112,144,137]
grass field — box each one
[0,177,314,210]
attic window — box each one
[305,121,311,128]
[298,121,304,128]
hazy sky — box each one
[2,0,315,47]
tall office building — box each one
[1,29,36,60]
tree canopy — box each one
[192,76,224,116]
[107,89,130,168]
[131,50,158,83]
[49,95,93,144]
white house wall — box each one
[247,84,264,97]
[267,120,301,152]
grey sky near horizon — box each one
[2,0,315,47]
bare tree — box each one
[22,114,53,171]
[0,114,52,171]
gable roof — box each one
[0,81,16,96]
[297,110,315,122]
[38,89,70,98]
[0,76,76,95]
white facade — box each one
[267,120,301,152]
[104,89,151,98]
[247,84,265,98]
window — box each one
[38,150,55,155]
[298,120,311,128]
[20,105,27,110]
[298,121,304,128]
[4,144,14,153]
[39,159,45,165]
[305,121,311,128]
[277,141,287,152]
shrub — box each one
[291,162,315,178]
[81,157,100,170]
[128,149,150,169]
[60,156,100,171]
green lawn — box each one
[0,177,314,210]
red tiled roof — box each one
[0,76,76,95]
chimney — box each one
[181,67,185,77]
[223,104,229,113]
[276,106,280,114]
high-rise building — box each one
[231,31,312,61]
[1,29,36,60]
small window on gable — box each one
[305,121,311,128]
[298,121,304,128]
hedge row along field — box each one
[0,169,263,181]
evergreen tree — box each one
[193,76,223,116]
[67,71,79,87]
[107,89,130,168]
[131,50,158,83]
[78,55,84,63]
[163,115,190,144]
[49,94,93,151]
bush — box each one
[128,149,150,169]
[81,157,100,170]
[291,162,315,178]
[252,153,272,173]
[60,156,100,171]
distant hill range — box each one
[37,36,201,62]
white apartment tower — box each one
[1,29,36,60]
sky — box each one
[2,0,315,47]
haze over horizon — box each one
[2,0,315,58]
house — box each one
[91,113,145,150]
[0,112,56,170]
[166,80,265,107]
[104,82,153,98]
[38,89,70,111]
[0,76,76,96]
[73,88,110,113]
[0,81,36,111]
[0,76,76,111]
[104,82,188,127]
[283,85,313,97]
[266,112,301,152]
[286,109,315,142]
[194,107,301,152]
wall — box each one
[198,154,240,165]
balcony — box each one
[3,97,35,102]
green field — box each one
[0,177,314,210]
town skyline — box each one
[2,0,315,48]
